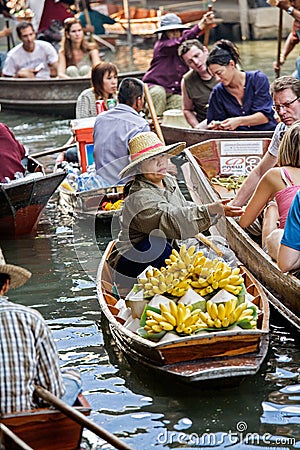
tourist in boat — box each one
[58,17,100,78]
[109,132,243,278]
[206,39,277,132]
[0,249,82,414]
[232,76,300,208]
[78,0,115,36]
[178,39,217,129]
[2,21,58,78]
[273,0,300,77]
[278,190,300,272]
[93,77,150,185]
[239,121,300,260]
[142,11,215,117]
[76,61,118,118]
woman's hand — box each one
[219,117,242,131]
[208,199,244,217]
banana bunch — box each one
[144,301,207,335]
[191,258,244,297]
[198,299,257,329]
[211,175,247,191]
[138,245,199,298]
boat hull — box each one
[183,139,300,330]
[0,172,66,238]
[96,241,269,384]
[0,71,145,118]
[161,124,274,147]
[1,394,91,450]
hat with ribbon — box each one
[0,248,31,289]
[120,131,186,178]
[154,13,189,34]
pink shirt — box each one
[275,168,300,228]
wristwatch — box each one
[287,6,295,15]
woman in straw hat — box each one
[0,249,81,414]
[109,132,243,278]
[142,11,215,117]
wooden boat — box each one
[0,159,66,238]
[1,394,91,450]
[58,183,124,222]
[0,71,145,118]
[183,138,300,330]
[105,7,208,37]
[96,241,269,384]
[161,124,274,148]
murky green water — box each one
[0,40,299,449]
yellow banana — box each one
[152,325,163,333]
[217,303,226,320]
[162,311,177,326]
[214,318,222,328]
[171,249,180,259]
[169,301,178,320]
[160,321,174,331]
[159,303,169,314]
[225,284,243,295]
[222,317,230,327]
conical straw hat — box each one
[0,248,31,289]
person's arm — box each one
[89,46,101,66]
[239,170,275,228]
[0,26,11,38]
[181,78,199,128]
[48,60,58,77]
[278,192,300,272]
[57,49,69,78]
[231,151,277,207]
[217,112,268,131]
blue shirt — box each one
[207,70,277,131]
[281,191,300,251]
[93,104,150,185]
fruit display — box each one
[133,243,259,341]
[211,175,247,191]
[101,199,124,211]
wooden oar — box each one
[275,8,283,78]
[203,4,212,48]
[195,232,224,257]
[144,83,165,144]
[93,33,116,52]
[0,423,33,450]
[81,0,95,43]
[34,386,133,450]
[30,139,76,159]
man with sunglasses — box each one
[232,76,300,207]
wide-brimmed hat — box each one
[0,248,31,289]
[154,13,189,34]
[120,132,186,178]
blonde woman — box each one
[58,18,100,78]
[239,121,300,260]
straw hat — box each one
[120,132,186,178]
[0,248,31,289]
[154,13,189,34]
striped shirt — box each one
[0,296,65,414]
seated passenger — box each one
[58,18,100,78]
[206,39,277,131]
[278,190,300,272]
[2,21,58,78]
[0,123,27,183]
[142,11,215,117]
[239,121,300,260]
[110,132,243,278]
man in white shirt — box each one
[3,21,58,78]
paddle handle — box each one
[30,138,76,159]
[275,8,283,78]
[195,232,224,257]
[34,386,133,450]
[203,5,213,48]
[144,83,165,144]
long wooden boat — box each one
[58,183,124,222]
[0,168,66,238]
[0,71,145,118]
[1,394,91,450]
[96,240,269,384]
[161,124,275,148]
[183,138,300,330]
[105,7,208,37]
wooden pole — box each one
[0,424,33,450]
[275,8,283,78]
[238,0,250,40]
[144,83,165,144]
[34,386,133,450]
[203,4,212,48]
[5,20,10,51]
[30,141,76,159]
[81,0,95,42]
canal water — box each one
[0,40,300,449]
